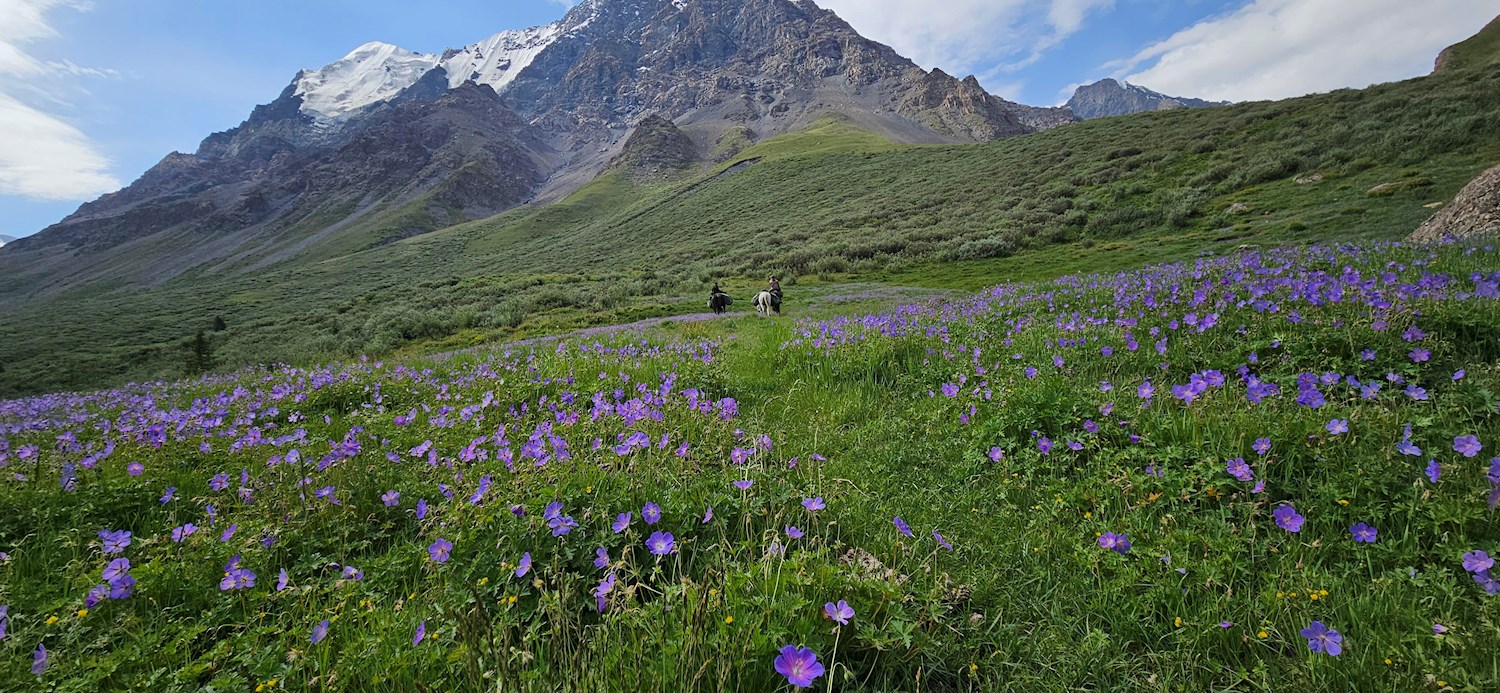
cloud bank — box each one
[0,0,120,201]
[1113,0,1500,102]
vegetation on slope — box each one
[2,59,1500,396]
[1,241,1497,690]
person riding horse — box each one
[709,282,733,314]
[767,276,782,314]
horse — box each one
[708,292,733,314]
[752,291,774,316]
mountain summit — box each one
[1065,79,1228,120]
[2,0,1073,295]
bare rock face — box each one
[1065,78,1228,120]
[1409,163,1500,243]
[610,115,698,180]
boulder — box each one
[1408,163,1500,243]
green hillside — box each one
[2,53,1499,397]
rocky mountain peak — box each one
[1065,78,1228,120]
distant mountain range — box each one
[0,234,14,247]
[1065,78,1230,120]
[0,0,1077,294]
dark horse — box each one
[709,291,733,314]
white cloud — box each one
[1113,0,1500,102]
[0,0,119,201]
[814,0,1114,79]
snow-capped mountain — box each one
[0,234,14,249]
[1065,78,1228,120]
[7,0,1074,294]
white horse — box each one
[752,291,774,316]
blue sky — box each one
[2,0,1496,240]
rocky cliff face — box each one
[1065,79,1227,120]
[3,0,1073,293]
[1409,163,1500,243]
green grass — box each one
[2,58,1500,397]
[1,241,1497,690]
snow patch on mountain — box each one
[440,24,562,93]
[295,42,440,119]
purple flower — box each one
[1098,532,1131,555]
[1433,623,1447,634]
[642,502,662,525]
[1037,437,1052,454]
[1138,380,1155,400]
[785,525,804,539]
[824,600,855,625]
[933,529,953,551]
[127,462,144,476]
[1350,522,1377,543]
[647,531,675,556]
[32,643,47,676]
[1454,435,1483,458]
[381,490,400,507]
[732,479,753,490]
[1462,551,1494,573]
[548,515,578,536]
[594,572,617,612]
[544,501,564,520]
[1225,458,1253,482]
[1426,460,1441,483]
[0,604,7,640]
[342,565,364,581]
[171,523,197,543]
[1409,348,1431,363]
[311,619,329,644]
[277,568,289,591]
[210,472,230,491]
[1219,621,1234,628]
[702,506,714,523]
[220,524,237,543]
[612,512,631,533]
[1326,419,1349,436]
[160,487,176,504]
[416,498,429,520]
[413,620,426,646]
[1273,505,1305,533]
[988,447,1004,463]
[102,558,130,583]
[893,516,913,537]
[802,497,825,511]
[515,552,532,578]
[1253,438,1271,455]
[1300,621,1343,656]
[594,547,609,569]
[773,645,825,688]
[99,529,131,555]
[428,538,453,563]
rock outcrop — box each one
[1409,164,1500,243]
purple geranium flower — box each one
[773,645,824,688]
[824,600,855,625]
[1274,505,1305,533]
[127,462,144,476]
[413,620,426,646]
[933,530,953,551]
[1098,532,1131,555]
[99,529,131,555]
[102,558,130,583]
[893,517,913,537]
[642,502,661,525]
[733,479,752,490]
[277,567,289,591]
[1454,435,1483,458]
[988,447,1004,463]
[594,547,609,569]
[785,525,804,539]
[1226,457,1253,482]
[515,552,532,578]
[381,490,400,507]
[32,643,47,676]
[1326,419,1349,436]
[802,497,825,511]
[1462,550,1494,573]
[612,512,631,533]
[428,538,453,563]
[1300,621,1343,656]
[1426,460,1441,483]
[1350,522,1377,543]
[646,531,675,556]
[311,619,329,644]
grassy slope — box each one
[1,243,1497,690]
[3,63,1500,396]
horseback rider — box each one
[767,276,782,314]
[709,282,731,314]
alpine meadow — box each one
[2,1,1500,691]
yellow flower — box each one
[1257,630,1268,639]
[1337,499,1350,506]
[724,616,734,624]
[1174,617,1183,628]
[508,596,518,604]
[76,609,88,618]
[256,685,265,692]
[1276,591,1285,599]
[1289,592,1297,598]
[45,616,58,625]
[585,486,594,493]
[1083,512,1092,519]
[477,577,489,587]
[1319,589,1328,596]
[1309,593,1319,601]
[268,681,277,688]
[1384,659,1392,666]
[969,662,979,674]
